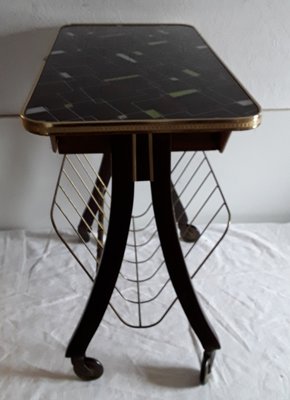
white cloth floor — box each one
[0,224,290,399]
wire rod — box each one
[75,154,111,213]
[62,168,105,233]
[175,172,212,224]
[50,156,95,282]
[55,203,97,274]
[58,185,104,249]
[66,156,109,222]
[188,205,230,279]
[82,154,111,198]
[171,152,198,187]
[173,157,207,201]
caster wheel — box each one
[180,224,200,243]
[71,356,104,380]
[78,225,90,243]
[200,350,215,385]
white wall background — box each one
[0,0,290,228]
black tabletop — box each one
[22,24,260,135]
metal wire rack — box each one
[51,151,231,328]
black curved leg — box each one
[78,152,111,244]
[151,135,220,383]
[67,137,134,380]
[171,182,200,243]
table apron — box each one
[52,131,231,154]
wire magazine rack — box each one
[51,151,231,328]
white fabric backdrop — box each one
[0,224,290,399]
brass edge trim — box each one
[20,114,51,136]
[20,113,261,136]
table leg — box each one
[150,135,220,383]
[66,137,134,380]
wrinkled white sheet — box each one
[0,224,290,399]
